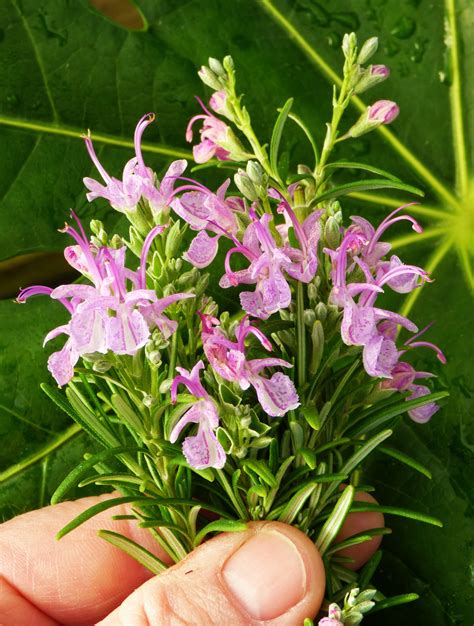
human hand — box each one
[0,494,326,625]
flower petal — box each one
[106,306,150,355]
[182,423,226,469]
[47,340,79,387]
[70,301,109,354]
[341,305,376,346]
[251,371,300,417]
[183,231,219,268]
[363,335,399,378]
[407,385,439,423]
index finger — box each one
[0,493,171,625]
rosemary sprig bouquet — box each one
[18,32,448,624]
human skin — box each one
[0,494,326,625]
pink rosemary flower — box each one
[318,602,343,626]
[170,178,243,268]
[186,96,246,163]
[220,203,322,319]
[169,361,226,469]
[348,99,399,137]
[379,325,446,423]
[354,64,390,94]
[325,207,446,420]
[18,215,192,386]
[200,315,299,417]
[83,113,186,215]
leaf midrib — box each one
[0,114,192,159]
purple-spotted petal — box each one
[182,422,226,469]
[248,357,292,374]
[159,159,188,199]
[193,139,217,164]
[69,301,109,354]
[251,371,300,417]
[51,284,98,301]
[43,324,70,346]
[407,385,439,423]
[341,305,376,346]
[169,401,216,442]
[47,340,79,387]
[363,335,399,378]
[106,306,150,355]
[240,290,269,319]
[184,231,220,268]
[169,399,225,470]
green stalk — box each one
[216,470,247,519]
[296,281,307,388]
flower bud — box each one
[234,170,258,201]
[324,216,342,248]
[110,234,124,249]
[91,359,113,373]
[344,612,363,626]
[356,589,377,603]
[310,320,324,375]
[353,600,375,614]
[342,32,357,58]
[165,221,184,259]
[368,99,399,123]
[197,66,221,91]
[354,64,390,94]
[315,302,327,321]
[307,282,318,305]
[223,55,234,73]
[246,160,263,185]
[208,57,225,76]
[90,219,107,245]
[347,587,360,607]
[303,309,316,327]
[348,99,399,138]
[358,36,379,63]
[128,226,143,257]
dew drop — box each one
[6,94,19,106]
[296,0,330,28]
[397,61,410,78]
[327,31,342,49]
[384,38,401,57]
[391,16,416,39]
[410,38,428,63]
[439,49,453,85]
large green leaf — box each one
[0,1,471,623]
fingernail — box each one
[222,529,306,620]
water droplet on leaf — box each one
[391,16,416,39]
[295,0,330,27]
[6,94,19,106]
[410,38,428,63]
[327,31,342,48]
[384,38,401,57]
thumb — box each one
[98,520,326,625]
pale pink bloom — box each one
[169,361,226,469]
[201,315,299,417]
[18,216,192,386]
[83,113,186,214]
